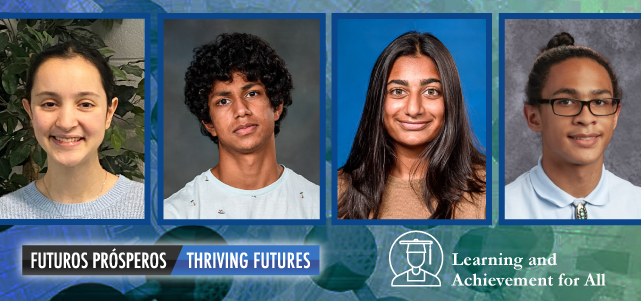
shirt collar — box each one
[530,156,610,208]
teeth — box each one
[572,137,596,140]
[55,137,81,142]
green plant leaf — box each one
[25,25,44,43]
[115,98,135,117]
[43,31,54,46]
[110,125,126,153]
[131,106,144,115]
[7,98,24,114]
[0,158,11,180]
[69,28,107,49]
[110,133,122,153]
[114,85,136,104]
[101,19,114,32]
[4,63,29,76]
[135,127,144,144]
[69,19,97,27]
[2,72,18,95]
[103,127,113,142]
[10,142,31,167]
[110,65,128,80]
[55,19,74,27]
[99,48,115,55]
[6,116,17,134]
[134,114,144,127]
[120,64,143,77]
[100,156,120,174]
[0,135,12,152]
[7,43,29,58]
[0,32,10,52]
[136,78,145,99]
[33,144,46,168]
[9,173,27,187]
[19,33,41,53]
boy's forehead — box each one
[211,72,263,92]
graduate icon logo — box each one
[390,230,443,287]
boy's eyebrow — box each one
[550,88,613,97]
[551,88,578,96]
[210,82,262,98]
[590,88,612,96]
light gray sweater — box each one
[0,175,144,219]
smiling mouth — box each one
[398,121,430,131]
[53,137,82,143]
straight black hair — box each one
[25,40,115,106]
[338,31,486,219]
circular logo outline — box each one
[389,230,444,277]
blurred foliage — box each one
[0,19,144,195]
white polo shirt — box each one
[505,157,641,219]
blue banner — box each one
[172,245,320,275]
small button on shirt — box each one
[505,157,641,219]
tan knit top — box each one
[337,172,486,219]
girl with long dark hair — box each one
[338,31,486,219]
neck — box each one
[390,143,427,180]
[39,155,113,204]
[212,138,281,190]
[540,153,603,198]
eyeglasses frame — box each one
[535,98,621,117]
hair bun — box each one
[545,32,574,50]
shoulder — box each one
[505,169,534,195]
[107,176,145,219]
[455,190,486,220]
[164,171,207,219]
[606,171,641,197]
[285,167,319,194]
[0,185,32,219]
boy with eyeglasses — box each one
[505,32,641,219]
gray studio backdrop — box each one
[504,19,641,186]
[163,19,320,198]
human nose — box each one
[55,105,79,130]
[404,92,424,117]
[573,102,597,125]
[233,98,252,118]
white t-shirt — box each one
[164,167,320,219]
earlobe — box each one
[22,98,33,120]
[274,103,284,121]
[106,97,119,129]
[202,120,217,137]
[523,104,543,132]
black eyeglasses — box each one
[536,98,620,117]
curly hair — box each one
[184,33,294,144]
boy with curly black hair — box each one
[164,33,319,219]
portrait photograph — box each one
[503,18,641,222]
[333,16,490,223]
[0,18,147,222]
[161,17,322,221]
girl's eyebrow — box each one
[386,78,441,87]
[35,91,100,98]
